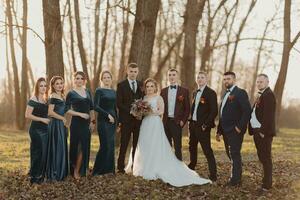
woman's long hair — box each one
[33,77,47,101]
[49,75,65,97]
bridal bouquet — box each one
[130,99,153,120]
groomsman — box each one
[216,71,251,186]
[188,71,218,181]
[161,68,190,160]
[248,74,276,192]
[117,63,143,173]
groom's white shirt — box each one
[192,85,206,121]
[168,84,178,118]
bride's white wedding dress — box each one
[125,95,211,187]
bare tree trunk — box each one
[224,1,238,72]
[94,0,110,89]
[118,0,131,81]
[6,0,21,129]
[250,14,276,103]
[154,32,183,81]
[128,0,160,81]
[181,0,206,89]
[228,0,257,72]
[5,17,13,112]
[67,0,77,73]
[74,0,91,89]
[42,0,64,80]
[200,0,227,72]
[274,0,300,126]
[19,0,28,130]
[93,0,101,75]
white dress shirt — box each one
[192,85,206,121]
[250,88,266,128]
[168,85,178,118]
[220,85,236,117]
[127,79,137,93]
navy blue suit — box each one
[217,86,251,184]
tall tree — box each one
[6,0,21,129]
[42,0,64,80]
[181,0,206,89]
[74,0,91,89]
[128,0,161,81]
[274,0,300,124]
[94,0,110,88]
[20,0,28,130]
[67,0,77,73]
[118,0,131,81]
[228,0,257,72]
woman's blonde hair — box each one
[144,78,158,94]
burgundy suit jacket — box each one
[160,86,190,126]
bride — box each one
[125,78,211,187]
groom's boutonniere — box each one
[200,97,205,104]
[178,95,184,102]
[228,95,235,102]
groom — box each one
[117,63,143,173]
[161,68,190,160]
[216,71,251,186]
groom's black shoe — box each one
[209,175,217,182]
[225,180,241,187]
[187,164,195,170]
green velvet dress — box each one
[92,88,117,175]
[27,100,48,183]
[65,89,93,177]
[46,98,69,181]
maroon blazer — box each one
[160,86,190,126]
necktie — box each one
[131,81,136,93]
[170,85,177,89]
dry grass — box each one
[0,128,299,199]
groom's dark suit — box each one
[117,79,143,172]
[188,86,218,180]
[248,87,276,189]
[217,86,251,185]
[161,85,190,160]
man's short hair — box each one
[127,62,138,69]
[257,73,269,79]
[168,68,178,73]
[224,71,236,78]
[198,71,208,76]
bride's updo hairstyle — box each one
[144,78,158,94]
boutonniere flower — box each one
[200,97,205,104]
[178,95,184,102]
[228,95,235,102]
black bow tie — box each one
[170,85,177,89]
[258,91,263,95]
[196,89,201,93]
[226,89,231,93]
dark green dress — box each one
[27,100,48,184]
[65,89,93,177]
[93,88,117,175]
[46,98,69,181]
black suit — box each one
[116,79,143,172]
[217,86,251,184]
[248,87,276,189]
[188,86,218,180]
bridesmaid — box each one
[65,71,95,179]
[93,70,117,175]
[25,77,50,184]
[46,76,69,181]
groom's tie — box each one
[131,81,136,93]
